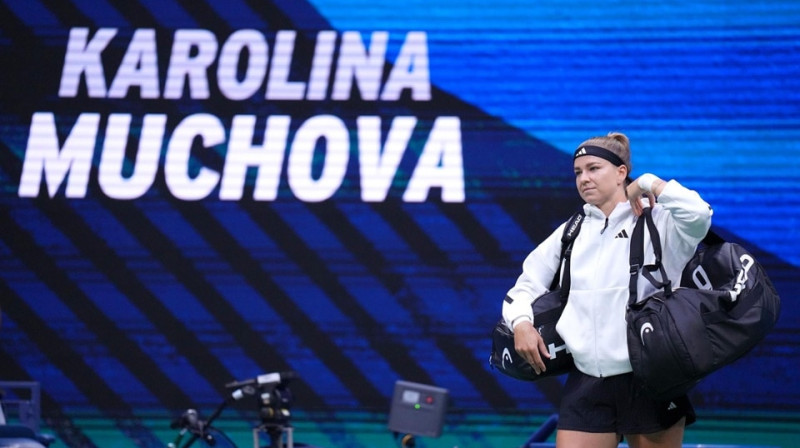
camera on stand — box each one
[168,372,303,448]
[225,372,296,448]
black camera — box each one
[226,371,297,447]
[257,379,293,425]
[225,371,296,425]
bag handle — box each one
[628,208,672,308]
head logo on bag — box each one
[730,254,755,302]
[687,251,756,304]
[547,340,570,359]
[501,347,513,369]
[639,322,654,346]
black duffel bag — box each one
[626,208,781,400]
[490,289,574,381]
[489,211,584,381]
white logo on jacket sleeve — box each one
[640,322,654,345]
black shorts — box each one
[558,370,696,435]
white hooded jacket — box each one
[503,180,712,377]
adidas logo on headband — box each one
[573,145,624,167]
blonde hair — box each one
[578,132,632,175]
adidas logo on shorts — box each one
[667,401,678,411]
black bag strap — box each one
[701,228,725,246]
[628,207,672,307]
[550,210,585,298]
[503,210,585,310]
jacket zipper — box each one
[595,217,610,376]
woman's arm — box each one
[628,173,713,243]
[502,223,565,330]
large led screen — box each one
[1,1,798,447]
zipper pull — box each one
[600,217,609,234]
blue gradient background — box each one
[1,1,798,447]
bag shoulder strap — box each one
[701,228,725,246]
[550,210,585,298]
[628,208,672,307]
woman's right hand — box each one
[513,320,551,375]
